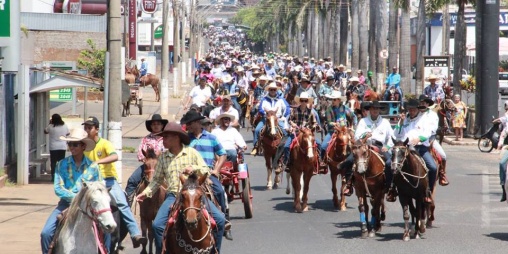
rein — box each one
[356,147,385,199]
[393,147,428,189]
[79,200,111,254]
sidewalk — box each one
[442,135,477,146]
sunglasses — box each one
[332,99,340,101]
[300,100,308,103]
[222,118,231,121]
[67,142,83,148]
[269,89,277,91]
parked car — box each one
[499,72,508,95]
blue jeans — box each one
[253,119,287,148]
[284,132,321,164]
[383,86,403,103]
[226,149,237,164]
[41,199,70,254]
[500,151,508,185]
[105,178,141,237]
[321,133,332,158]
[210,175,227,215]
[232,99,241,115]
[153,193,226,254]
[415,145,438,191]
[125,165,144,205]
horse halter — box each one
[80,187,112,220]
[179,186,212,243]
[391,146,409,172]
[353,144,371,173]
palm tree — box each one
[358,0,369,72]
[368,0,376,86]
[453,0,475,95]
[374,0,388,92]
[351,0,360,72]
[339,0,349,64]
[395,0,411,95]
[388,0,399,73]
[415,0,426,95]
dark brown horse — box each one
[432,98,456,144]
[237,89,249,128]
[326,125,353,211]
[351,139,386,238]
[288,127,319,213]
[391,140,429,241]
[136,148,166,254]
[165,173,214,254]
[285,75,299,104]
[261,110,284,189]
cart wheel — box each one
[242,177,253,219]
[478,137,494,153]
[138,99,143,115]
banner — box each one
[423,56,450,88]
[129,0,137,60]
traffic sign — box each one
[379,49,388,59]
[154,25,163,39]
[50,88,73,102]
[0,0,10,37]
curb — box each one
[442,137,477,146]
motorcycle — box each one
[477,121,508,153]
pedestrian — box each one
[136,122,226,254]
[44,114,69,182]
[83,116,146,248]
[40,128,100,254]
[451,94,467,141]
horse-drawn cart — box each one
[220,150,253,219]
[122,81,143,117]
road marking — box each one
[482,169,490,228]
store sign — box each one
[430,12,508,26]
[50,88,73,102]
[0,0,10,37]
[129,0,137,60]
[67,0,82,14]
[154,25,163,39]
[423,56,450,88]
[142,0,157,14]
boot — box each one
[501,185,507,202]
[385,185,397,202]
[250,147,257,156]
[438,160,450,186]
[343,175,354,196]
[318,154,328,174]
[131,235,147,248]
[224,209,233,240]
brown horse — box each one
[326,126,353,211]
[125,65,136,84]
[261,110,285,190]
[164,173,214,254]
[285,75,299,104]
[363,89,382,102]
[391,140,429,241]
[131,65,161,102]
[432,98,456,144]
[136,148,166,254]
[288,127,319,213]
[351,139,386,238]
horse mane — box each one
[143,147,157,160]
[61,181,106,231]
[182,173,200,190]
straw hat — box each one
[349,76,360,82]
[236,66,245,72]
[325,90,346,101]
[300,75,311,83]
[60,128,96,152]
[264,82,279,91]
[222,74,234,83]
[259,75,270,81]
[294,65,304,72]
[428,74,438,80]
[215,113,236,124]
[295,92,314,105]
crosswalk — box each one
[482,167,508,228]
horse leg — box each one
[339,174,347,211]
[301,169,312,212]
[401,197,411,241]
[358,198,368,238]
[416,199,427,239]
[286,171,291,195]
[427,199,436,228]
[148,221,154,254]
[331,169,340,209]
[265,155,273,190]
[369,195,382,237]
[291,170,303,213]
[140,218,148,254]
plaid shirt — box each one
[137,133,164,161]
[325,105,357,129]
[290,107,313,127]
[142,146,209,196]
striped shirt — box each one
[189,130,226,168]
[142,146,209,196]
[54,155,102,202]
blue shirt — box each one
[54,155,102,202]
[140,62,148,76]
[189,130,226,168]
[385,73,401,87]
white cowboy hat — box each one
[264,82,279,91]
[294,65,304,72]
[250,64,260,70]
[349,76,360,82]
[428,74,438,80]
[222,74,234,83]
[295,92,314,105]
[215,113,236,124]
[60,128,96,152]
[236,66,245,72]
[325,90,347,101]
[259,75,270,81]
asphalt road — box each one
[121,130,508,254]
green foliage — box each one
[77,39,106,79]
[500,60,508,71]
[0,167,4,177]
[459,76,476,93]
[122,146,136,153]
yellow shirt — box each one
[84,138,118,179]
[143,146,209,197]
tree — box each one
[351,0,359,72]
[453,0,476,95]
[77,39,106,80]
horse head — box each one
[75,181,117,233]
[391,138,411,172]
[297,127,315,159]
[265,110,279,137]
[142,147,159,182]
[332,125,351,157]
[178,173,207,231]
[352,139,370,174]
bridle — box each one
[391,145,428,189]
[179,187,212,243]
[79,187,112,254]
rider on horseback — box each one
[347,77,366,102]
[391,99,438,204]
[251,82,289,155]
[296,75,318,107]
[209,95,240,128]
[318,75,335,98]
[418,95,450,186]
[285,92,322,174]
[339,101,393,196]
[383,67,403,103]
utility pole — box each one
[173,0,180,97]
[107,0,124,182]
[161,0,169,115]
[476,0,500,133]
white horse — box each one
[55,181,117,254]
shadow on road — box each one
[485,232,508,241]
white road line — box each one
[482,168,491,228]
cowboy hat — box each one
[325,90,347,101]
[216,113,236,124]
[221,94,232,101]
[405,99,420,109]
[155,122,190,145]
[326,75,335,81]
[300,75,311,83]
[346,69,352,73]
[60,128,96,152]
[357,69,363,74]
[201,117,213,125]
[338,64,345,68]
[251,69,262,75]
[295,92,314,105]
[145,114,168,133]
[250,64,260,70]
[294,65,304,72]
[265,82,279,91]
[180,110,205,125]
[428,74,438,80]
[236,66,245,72]
[418,94,434,106]
[360,101,372,110]
[364,100,384,109]
[259,75,270,81]
[222,74,234,83]
[349,77,360,82]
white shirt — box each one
[394,113,432,147]
[212,127,247,150]
[355,115,394,148]
[211,67,223,78]
[46,124,69,150]
[421,108,439,136]
[189,85,212,107]
[209,106,240,123]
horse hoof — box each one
[266,185,272,190]
[332,198,340,209]
[273,183,279,189]
[426,220,433,228]
[361,231,368,239]
[303,206,308,212]
[368,231,375,238]
[403,235,410,242]
[380,212,386,221]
